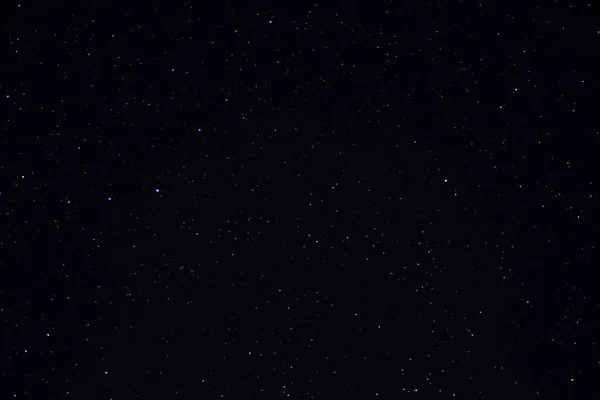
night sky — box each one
[2,1,599,399]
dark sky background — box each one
[1,0,599,398]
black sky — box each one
[1,1,599,398]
